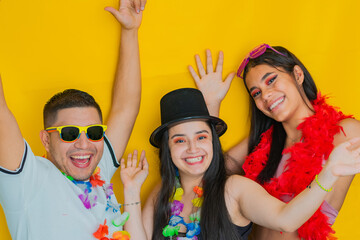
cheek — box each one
[202,141,213,156]
[50,139,66,155]
[169,145,181,160]
[254,99,266,111]
[95,141,104,153]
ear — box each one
[40,130,51,152]
[293,65,304,85]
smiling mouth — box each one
[70,155,91,168]
[269,97,285,111]
[185,156,204,164]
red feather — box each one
[243,94,351,240]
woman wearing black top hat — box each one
[120,88,360,240]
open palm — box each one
[329,137,360,176]
[105,0,145,30]
[120,150,149,189]
[188,49,235,106]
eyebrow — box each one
[170,129,210,139]
[248,72,275,93]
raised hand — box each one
[105,0,146,30]
[328,137,360,176]
[120,150,149,190]
[188,49,235,116]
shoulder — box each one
[225,175,254,199]
[339,118,360,130]
[334,118,360,145]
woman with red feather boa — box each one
[188,45,360,240]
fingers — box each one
[141,150,149,171]
[215,51,224,73]
[346,137,360,151]
[332,162,360,176]
[224,72,236,89]
[120,158,126,169]
[104,6,117,15]
[133,0,141,13]
[123,150,148,169]
[127,152,134,167]
[140,0,147,11]
[131,0,147,13]
[195,54,206,78]
[206,49,214,73]
[188,65,201,84]
[104,6,123,23]
[131,149,138,167]
[138,150,145,169]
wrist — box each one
[121,28,139,35]
[316,165,338,190]
[206,101,221,117]
[124,185,141,195]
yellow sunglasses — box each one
[46,124,107,143]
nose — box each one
[261,88,273,102]
[187,140,199,153]
[74,131,90,149]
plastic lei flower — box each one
[90,167,105,187]
[112,230,131,240]
[93,220,109,239]
[163,177,203,239]
[162,225,180,237]
[62,167,129,239]
[112,212,130,227]
[193,186,203,197]
[104,183,114,199]
[170,200,184,215]
[78,189,97,209]
[173,187,184,201]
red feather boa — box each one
[243,95,351,240]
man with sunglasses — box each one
[0,0,147,239]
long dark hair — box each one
[242,46,318,184]
[152,124,240,240]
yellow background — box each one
[0,0,359,239]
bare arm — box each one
[225,137,249,175]
[104,0,146,161]
[188,49,235,117]
[325,118,360,210]
[189,50,249,174]
[0,76,24,170]
[120,150,149,240]
[229,138,360,232]
[142,184,161,240]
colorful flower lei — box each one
[62,167,130,240]
[162,177,203,240]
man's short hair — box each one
[43,89,103,128]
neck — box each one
[178,173,203,195]
[282,99,314,144]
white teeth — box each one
[72,155,91,160]
[269,97,284,111]
[76,159,90,165]
[185,156,203,163]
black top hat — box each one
[149,88,227,148]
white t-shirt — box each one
[0,136,125,240]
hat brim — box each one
[149,115,227,148]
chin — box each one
[72,172,93,181]
[69,166,95,181]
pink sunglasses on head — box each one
[237,44,286,79]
